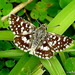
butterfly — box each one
[9,14,73,59]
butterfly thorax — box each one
[29,24,47,54]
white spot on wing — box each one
[29,26,31,28]
[38,55,41,58]
[45,57,49,59]
[53,41,56,45]
[63,37,66,42]
[20,48,24,50]
[16,17,19,21]
[18,25,20,27]
[43,41,46,44]
[58,37,60,41]
[13,32,15,34]
[49,42,52,46]
[22,31,28,35]
[50,35,53,38]
[21,22,23,26]
[26,24,28,27]
[40,46,43,50]
[21,27,24,30]
[22,36,27,42]
[43,46,49,51]
[53,36,56,39]
[66,45,69,48]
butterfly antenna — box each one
[47,25,60,28]
[36,19,42,26]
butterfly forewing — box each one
[9,14,36,35]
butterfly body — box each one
[9,14,73,59]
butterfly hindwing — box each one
[34,32,72,59]
[14,34,33,52]
[33,39,54,59]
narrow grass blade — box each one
[47,0,75,34]
[0,50,24,58]
[9,53,40,75]
[40,56,66,75]
[0,31,14,41]
[41,0,75,75]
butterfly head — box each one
[40,24,47,30]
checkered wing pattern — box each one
[34,39,54,59]
[34,33,72,59]
[9,14,73,59]
[9,14,35,52]
[9,14,36,35]
[14,34,33,52]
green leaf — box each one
[9,53,40,75]
[0,0,6,9]
[9,0,21,3]
[0,60,4,69]
[59,0,72,8]
[47,0,75,34]
[40,56,66,75]
[5,60,15,68]
[32,21,39,27]
[64,57,75,75]
[0,20,4,28]
[2,3,13,15]
[39,11,47,21]
[3,19,9,28]
[69,41,75,56]
[25,0,38,10]
[0,50,24,58]
[0,68,10,75]
[20,0,28,2]
[0,11,2,15]
[47,1,60,17]
[30,9,39,19]
[0,31,14,41]
[36,1,47,10]
[0,41,13,50]
[17,9,24,16]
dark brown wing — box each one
[33,32,73,59]
[33,39,54,59]
[9,14,36,35]
[46,32,73,52]
[14,34,33,52]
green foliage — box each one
[30,1,48,21]
[5,60,15,68]
[20,0,28,2]
[2,3,13,15]
[17,9,24,16]
[0,68,10,75]
[59,0,72,8]
[64,58,75,75]
[25,0,38,10]
[0,41,13,50]
[0,0,75,75]
[0,61,4,69]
